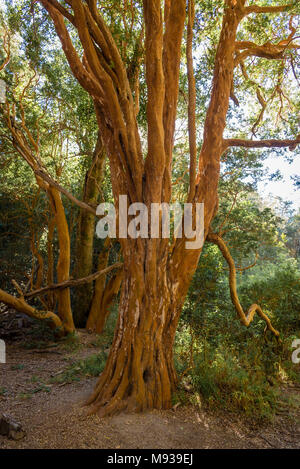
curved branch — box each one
[206,232,280,339]
[235,39,299,66]
[34,169,97,216]
[0,288,63,332]
[236,253,259,272]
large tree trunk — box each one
[86,239,197,415]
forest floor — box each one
[0,327,300,449]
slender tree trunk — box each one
[73,135,106,327]
[95,268,123,334]
[86,238,111,331]
[48,187,75,334]
[46,216,56,311]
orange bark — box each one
[39,0,297,415]
[0,288,63,334]
[48,187,75,334]
[95,268,123,334]
[86,238,111,331]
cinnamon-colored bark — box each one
[47,187,75,334]
[38,0,296,415]
[0,288,63,333]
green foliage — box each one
[178,180,300,421]
[174,326,297,421]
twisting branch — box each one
[223,136,300,152]
[39,0,143,203]
[235,36,300,67]
[244,4,294,16]
[252,88,267,135]
[34,170,97,216]
[235,253,259,272]
[206,232,280,339]
[0,288,63,333]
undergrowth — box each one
[49,352,108,384]
[174,324,300,422]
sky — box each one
[258,155,300,212]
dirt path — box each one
[0,332,299,449]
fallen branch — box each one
[206,232,280,339]
[25,262,123,299]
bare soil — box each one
[0,330,299,449]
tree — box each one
[7,0,300,415]
[0,21,122,333]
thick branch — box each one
[162,0,186,203]
[223,136,300,151]
[245,4,293,15]
[25,263,123,299]
[207,232,280,338]
[235,40,299,66]
[143,0,166,203]
[39,1,104,100]
[187,0,197,202]
[39,0,143,203]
